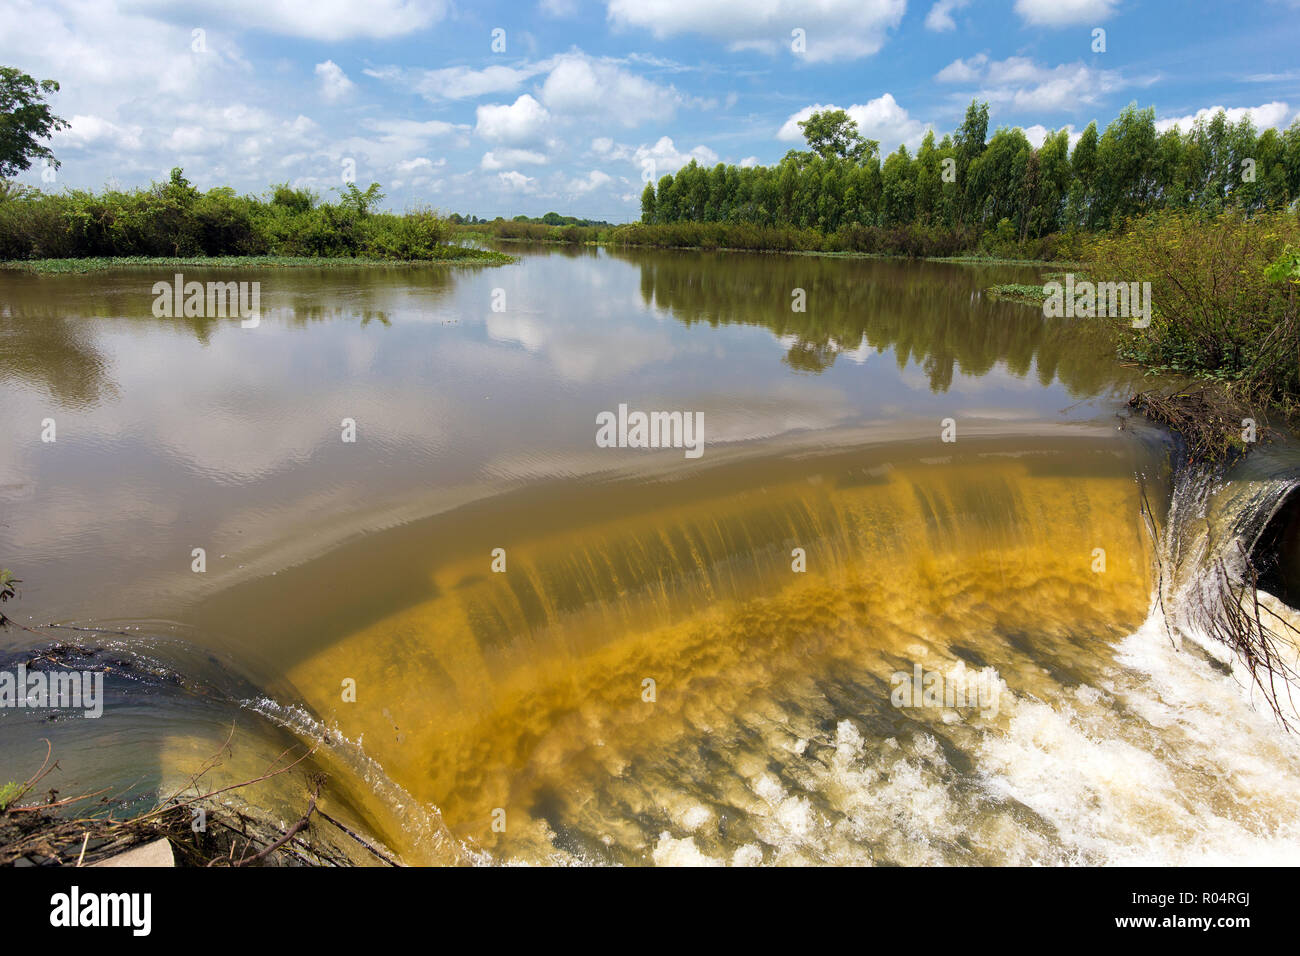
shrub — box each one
[0,171,458,263]
[1087,208,1300,417]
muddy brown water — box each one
[2,246,1299,865]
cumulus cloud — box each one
[778,94,930,153]
[476,94,552,145]
[315,60,355,102]
[1014,0,1120,26]
[633,136,719,176]
[606,0,906,62]
[498,170,537,191]
[539,54,682,126]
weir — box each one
[200,433,1166,864]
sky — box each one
[2,0,1299,222]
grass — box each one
[0,250,513,274]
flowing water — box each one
[2,245,1299,865]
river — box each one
[2,244,1299,865]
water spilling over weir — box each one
[200,430,1300,865]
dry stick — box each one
[40,623,134,636]
[10,738,55,806]
[136,744,318,826]
[7,787,112,813]
[316,809,401,867]
[157,719,238,807]
[236,780,322,867]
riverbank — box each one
[451,218,1082,262]
[0,250,513,274]
[0,170,500,265]
[0,735,397,867]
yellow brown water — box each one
[259,439,1154,863]
[3,247,1300,865]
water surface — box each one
[2,247,1298,864]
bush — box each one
[0,170,458,262]
[1087,208,1300,417]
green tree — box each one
[798,109,877,164]
[0,66,68,178]
[640,181,656,223]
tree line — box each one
[639,101,1300,241]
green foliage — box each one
[0,781,23,811]
[1265,244,1300,283]
[635,99,1300,254]
[0,171,480,263]
[0,567,18,627]
[0,66,68,178]
[1088,209,1300,418]
[797,109,877,164]
[987,283,1049,304]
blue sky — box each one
[2,0,1298,221]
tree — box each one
[953,100,989,224]
[0,66,68,178]
[640,182,656,223]
[798,109,877,165]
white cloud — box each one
[1155,101,1293,134]
[606,0,906,63]
[481,149,549,169]
[633,136,719,176]
[55,115,144,151]
[315,60,355,102]
[160,0,450,40]
[935,53,988,84]
[778,94,930,153]
[938,55,1131,111]
[365,63,541,101]
[476,94,552,145]
[925,0,970,31]
[1014,0,1120,26]
[739,156,759,167]
[498,170,537,191]
[539,0,579,14]
[394,156,445,173]
[538,54,682,126]
[563,170,613,193]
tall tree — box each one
[640,182,656,223]
[0,66,68,178]
[798,109,878,164]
